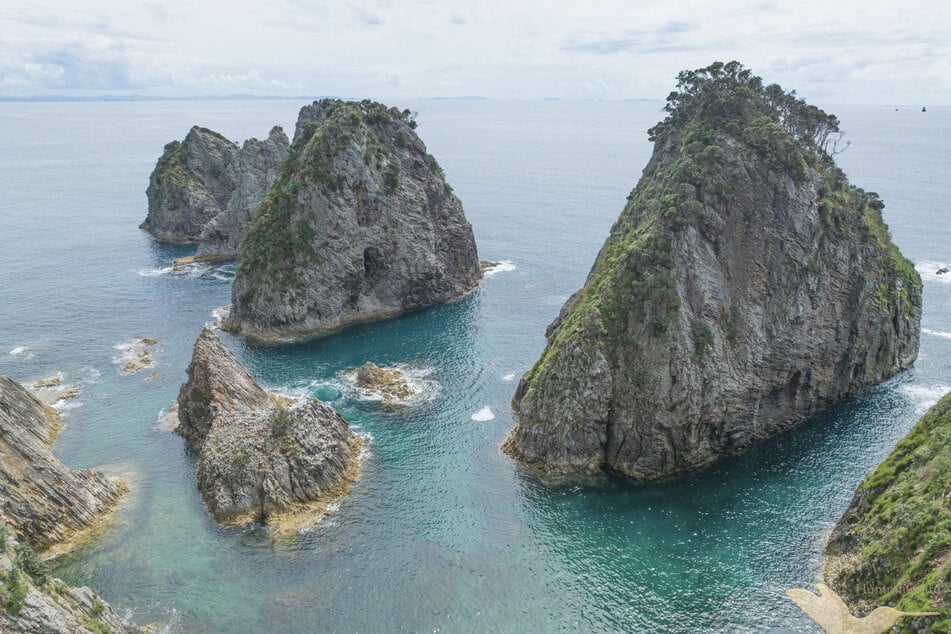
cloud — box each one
[563,37,639,55]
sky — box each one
[1,1,948,104]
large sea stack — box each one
[225,99,480,340]
[504,62,921,479]
[824,390,951,631]
[175,328,362,525]
[140,125,289,255]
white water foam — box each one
[901,384,951,414]
[138,266,174,277]
[501,373,516,381]
[482,260,516,277]
[915,260,951,284]
[923,328,951,340]
[9,345,28,356]
[471,406,495,421]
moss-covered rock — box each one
[505,61,921,479]
[825,391,951,631]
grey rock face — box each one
[197,126,290,257]
[141,125,289,252]
[0,376,124,553]
[0,531,144,633]
[140,126,240,242]
[176,328,361,524]
[505,127,921,480]
[176,327,270,448]
[226,99,481,340]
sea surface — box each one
[0,98,948,633]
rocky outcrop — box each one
[140,126,240,242]
[225,99,481,340]
[0,376,141,630]
[0,376,125,554]
[823,390,951,631]
[349,361,415,403]
[505,62,921,479]
[140,125,289,252]
[0,529,144,633]
[176,328,362,526]
[197,126,290,257]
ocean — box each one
[0,98,948,632]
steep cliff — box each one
[0,376,142,631]
[225,99,480,340]
[197,126,290,257]
[0,376,125,553]
[140,126,240,242]
[505,62,921,479]
[140,125,289,252]
[824,391,951,631]
[176,328,362,525]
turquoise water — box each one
[0,99,949,632]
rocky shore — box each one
[176,328,362,529]
[0,375,142,631]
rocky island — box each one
[224,99,481,340]
[823,390,951,632]
[0,376,143,632]
[175,328,362,528]
[504,62,921,479]
[140,124,289,258]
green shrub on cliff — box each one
[827,391,951,630]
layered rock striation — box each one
[824,390,951,631]
[176,328,362,525]
[225,99,480,340]
[0,376,142,630]
[0,529,144,633]
[505,62,921,479]
[0,376,125,553]
[140,125,289,254]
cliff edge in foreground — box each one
[505,62,921,479]
[0,376,142,631]
[176,328,362,527]
[824,391,951,632]
[225,99,480,340]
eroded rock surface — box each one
[176,328,361,525]
[0,376,125,553]
[505,62,921,479]
[140,125,289,254]
[226,99,480,340]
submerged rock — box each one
[824,390,951,631]
[140,125,289,254]
[350,361,415,403]
[505,62,921,479]
[176,328,361,526]
[0,376,125,553]
[225,99,481,340]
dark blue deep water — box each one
[0,99,948,632]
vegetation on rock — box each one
[826,390,951,631]
[506,61,921,479]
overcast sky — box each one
[1,1,948,103]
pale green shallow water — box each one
[0,100,948,632]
